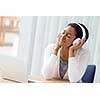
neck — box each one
[60,46,69,61]
[61,46,69,52]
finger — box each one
[74,40,81,46]
[82,37,86,42]
[80,38,86,46]
[57,32,62,37]
[57,33,60,37]
[57,34,62,41]
[78,40,85,48]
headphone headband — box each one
[78,24,86,39]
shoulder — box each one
[44,43,56,55]
[75,47,90,57]
[45,43,56,51]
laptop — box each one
[0,54,28,83]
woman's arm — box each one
[68,38,90,82]
[69,38,86,57]
[41,44,58,79]
[42,33,62,79]
[68,48,90,82]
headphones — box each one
[61,23,86,45]
[72,23,86,45]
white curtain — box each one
[18,16,100,82]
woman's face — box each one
[60,25,77,48]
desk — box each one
[0,76,70,83]
[0,77,17,83]
[28,76,70,83]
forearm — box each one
[53,46,60,55]
[42,54,58,79]
[68,53,80,82]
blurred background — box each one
[0,16,100,82]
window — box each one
[0,16,20,57]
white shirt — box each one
[41,44,90,82]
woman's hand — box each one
[69,38,86,57]
[55,33,63,49]
[53,33,62,55]
[70,38,86,50]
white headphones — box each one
[72,23,86,45]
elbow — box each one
[41,67,52,80]
[68,72,81,83]
[69,76,79,83]
[42,72,52,80]
[42,75,52,80]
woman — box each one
[41,23,90,82]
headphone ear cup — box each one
[73,38,81,45]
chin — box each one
[61,44,69,48]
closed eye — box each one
[67,36,71,38]
[66,34,72,38]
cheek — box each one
[66,38,73,44]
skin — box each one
[53,26,86,61]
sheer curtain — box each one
[18,16,100,82]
